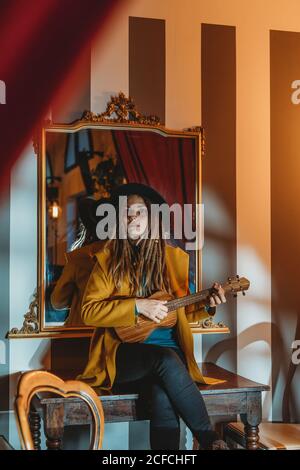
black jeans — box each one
[113,342,219,450]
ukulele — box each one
[114,275,250,343]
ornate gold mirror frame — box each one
[8,92,228,338]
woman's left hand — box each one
[208,282,226,307]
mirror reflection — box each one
[45,128,198,328]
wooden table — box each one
[29,362,269,450]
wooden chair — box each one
[14,370,105,450]
[224,422,300,450]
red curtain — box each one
[112,130,196,207]
[112,130,197,249]
[0,0,121,196]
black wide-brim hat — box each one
[110,183,167,206]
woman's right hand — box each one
[135,298,168,324]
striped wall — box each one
[270,30,300,422]
[129,16,165,123]
[201,23,237,373]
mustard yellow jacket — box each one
[77,244,224,391]
[50,241,105,327]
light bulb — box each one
[49,201,60,219]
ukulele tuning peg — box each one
[242,291,246,296]
[233,293,238,298]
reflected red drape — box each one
[112,130,197,248]
[0,0,121,195]
[112,130,196,207]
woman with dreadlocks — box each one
[78,183,228,450]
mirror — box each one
[9,93,203,337]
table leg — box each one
[243,424,259,450]
[44,403,64,450]
[29,409,41,450]
[45,436,63,450]
[240,392,262,450]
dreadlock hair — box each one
[106,195,172,297]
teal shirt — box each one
[134,305,179,349]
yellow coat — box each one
[50,241,105,327]
[77,244,224,391]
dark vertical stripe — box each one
[0,186,10,441]
[201,24,237,372]
[271,30,300,422]
[129,17,165,124]
[52,46,91,123]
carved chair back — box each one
[15,370,105,450]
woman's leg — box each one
[115,345,181,450]
[114,343,219,449]
[149,382,181,450]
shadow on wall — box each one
[272,252,300,422]
[28,341,51,371]
[204,318,299,422]
[9,341,51,410]
[202,187,237,374]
